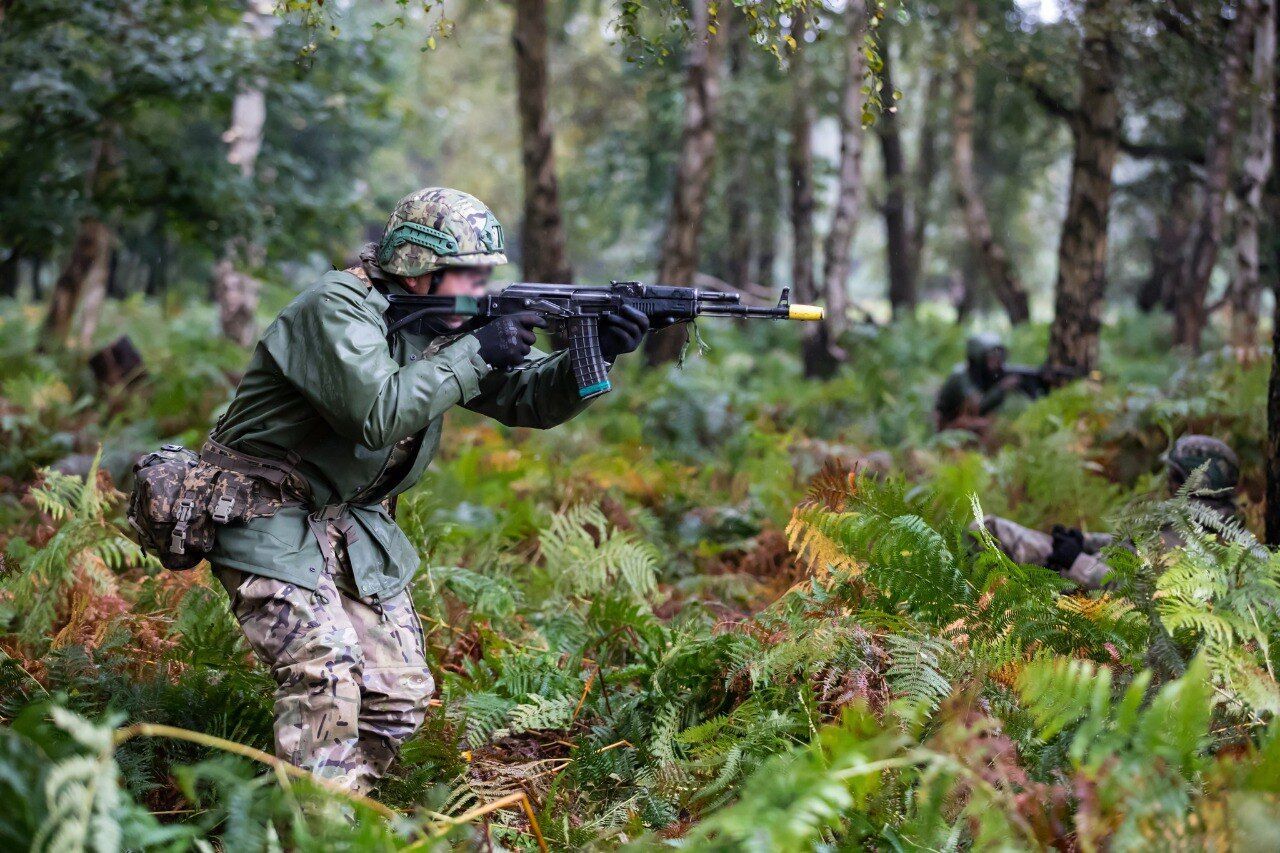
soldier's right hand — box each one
[472,312,548,369]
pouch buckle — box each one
[211,494,236,524]
[312,504,345,522]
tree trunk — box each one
[513,0,572,283]
[1137,172,1195,313]
[30,254,44,298]
[756,139,781,290]
[42,134,116,349]
[820,0,870,346]
[723,15,754,291]
[785,18,833,377]
[952,0,1030,325]
[1045,0,1121,373]
[43,218,113,348]
[877,26,916,319]
[1230,0,1275,355]
[1265,0,1280,544]
[644,0,726,364]
[1173,0,1259,350]
[0,250,18,298]
[1268,280,1280,545]
[910,66,942,287]
[212,0,275,348]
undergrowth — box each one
[1,299,1277,849]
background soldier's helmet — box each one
[966,332,1006,363]
[377,187,508,277]
[1163,434,1240,493]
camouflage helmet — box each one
[377,187,508,277]
[966,332,1007,362]
[1162,435,1240,493]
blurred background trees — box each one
[0,0,1274,372]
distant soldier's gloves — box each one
[1046,524,1085,572]
[599,306,650,362]
[472,312,547,370]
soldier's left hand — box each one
[599,306,650,361]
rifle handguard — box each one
[566,315,612,399]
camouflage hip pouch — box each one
[128,439,307,570]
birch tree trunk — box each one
[1173,0,1259,350]
[1230,0,1275,355]
[784,17,834,377]
[1046,0,1121,373]
[212,0,275,348]
[820,0,869,344]
[513,0,572,283]
[644,0,726,365]
[952,0,1030,325]
[876,27,916,318]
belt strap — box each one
[306,508,362,572]
[201,438,309,501]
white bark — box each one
[820,0,869,339]
[1231,0,1276,354]
[214,0,276,347]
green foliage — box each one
[1,458,147,647]
[1,302,1278,847]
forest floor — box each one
[1,298,1278,850]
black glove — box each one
[599,305,651,362]
[472,312,547,370]
[1046,524,1085,572]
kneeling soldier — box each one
[205,188,651,793]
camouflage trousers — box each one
[213,536,434,794]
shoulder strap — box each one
[343,265,373,290]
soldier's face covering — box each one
[405,266,494,329]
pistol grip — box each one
[567,315,612,399]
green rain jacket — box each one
[207,268,592,599]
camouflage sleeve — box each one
[974,515,1054,565]
[1082,532,1114,554]
[263,283,493,449]
[462,346,593,428]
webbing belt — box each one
[201,437,366,572]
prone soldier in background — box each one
[974,435,1243,590]
[935,333,1079,436]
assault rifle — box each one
[385,281,825,400]
[1003,363,1089,397]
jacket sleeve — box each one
[262,283,493,449]
[1062,552,1113,590]
[462,346,594,428]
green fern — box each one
[538,503,658,601]
[2,457,147,647]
